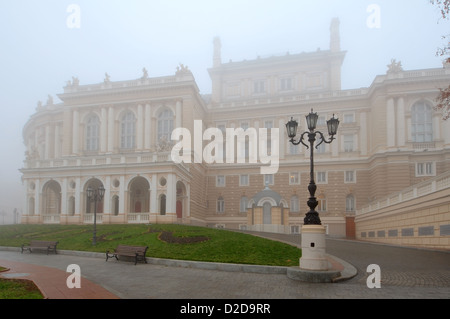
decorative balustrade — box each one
[83,214,103,224]
[357,171,450,215]
[127,213,150,223]
[42,215,60,224]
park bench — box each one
[21,240,59,255]
[106,245,148,265]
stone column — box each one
[144,104,151,149]
[107,107,114,152]
[396,97,405,147]
[72,110,79,154]
[33,180,40,217]
[54,125,60,159]
[137,104,143,150]
[150,176,157,213]
[166,174,176,214]
[45,125,51,159]
[61,178,68,215]
[176,100,182,129]
[386,98,396,148]
[104,176,111,215]
[119,176,125,215]
[360,112,368,155]
[101,107,107,153]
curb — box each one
[0,246,357,282]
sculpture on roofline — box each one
[176,63,191,76]
[387,59,403,74]
[141,67,149,79]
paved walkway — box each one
[0,232,449,299]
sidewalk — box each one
[0,258,119,299]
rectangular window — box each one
[344,135,354,152]
[239,174,249,186]
[344,113,355,123]
[216,175,226,187]
[416,162,434,176]
[264,174,274,186]
[253,80,266,94]
[318,198,327,211]
[289,172,300,185]
[316,142,326,153]
[345,171,355,183]
[317,116,326,127]
[280,77,293,91]
[316,172,327,184]
[217,198,225,213]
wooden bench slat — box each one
[21,240,59,255]
[106,244,148,265]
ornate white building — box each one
[20,19,450,240]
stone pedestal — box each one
[299,225,329,271]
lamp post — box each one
[286,109,339,272]
[286,109,339,225]
[86,185,105,246]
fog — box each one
[0,0,448,223]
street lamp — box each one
[286,109,339,225]
[86,185,105,246]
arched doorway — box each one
[42,180,61,215]
[129,176,150,213]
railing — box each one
[42,215,60,224]
[83,214,103,224]
[127,213,150,223]
[25,152,173,169]
[213,88,370,108]
[357,171,450,215]
[63,74,188,94]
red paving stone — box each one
[0,259,119,299]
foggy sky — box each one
[0,0,448,223]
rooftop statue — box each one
[387,59,403,74]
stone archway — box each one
[42,180,61,215]
[129,176,150,213]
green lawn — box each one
[0,278,44,299]
[0,224,301,267]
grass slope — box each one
[0,224,301,267]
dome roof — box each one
[252,183,282,206]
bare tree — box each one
[431,0,450,120]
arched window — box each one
[86,115,100,151]
[157,109,174,142]
[290,195,299,213]
[411,102,433,142]
[217,196,225,213]
[121,111,136,149]
[346,195,355,212]
[239,196,248,213]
